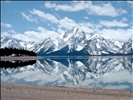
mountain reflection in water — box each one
[1,56,133,90]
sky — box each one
[1,1,133,42]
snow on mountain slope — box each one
[1,37,26,49]
[62,27,87,51]
[48,27,131,55]
[31,38,56,54]
[120,36,132,54]
[84,36,125,55]
[48,27,131,56]
[45,27,85,53]
[1,27,132,55]
[1,36,35,50]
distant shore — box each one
[1,55,132,61]
[1,82,133,100]
[0,56,43,61]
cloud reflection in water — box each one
[1,56,132,90]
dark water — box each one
[1,56,133,90]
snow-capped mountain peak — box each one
[1,27,132,56]
[91,34,103,40]
[1,36,35,50]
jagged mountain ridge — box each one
[1,27,133,55]
[32,27,133,55]
[1,36,35,50]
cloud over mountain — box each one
[1,1,132,42]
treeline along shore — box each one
[0,48,36,56]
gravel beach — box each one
[1,82,133,100]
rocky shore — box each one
[1,82,133,100]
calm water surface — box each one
[1,56,133,90]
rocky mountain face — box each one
[1,37,35,50]
[1,27,132,56]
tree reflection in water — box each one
[0,60,36,68]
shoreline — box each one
[1,55,132,61]
[1,82,133,100]
[0,56,43,61]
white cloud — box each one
[3,9,130,43]
[127,1,133,4]
[100,20,129,27]
[44,1,126,17]
[100,28,132,41]
[1,22,12,28]
[29,9,77,31]
[58,17,77,30]
[30,9,58,24]
[18,6,131,42]
[21,8,130,41]
[121,17,128,22]
[2,25,131,42]
[44,1,85,12]
[19,27,59,42]
[1,29,17,37]
[84,16,89,20]
[87,2,118,17]
[44,2,56,9]
[12,33,33,42]
[1,31,11,37]
[37,26,59,39]
[1,27,60,42]
[24,9,96,34]
[57,17,94,33]
[28,8,103,34]
[7,30,17,35]
[117,8,127,14]
[21,12,38,23]
[78,22,94,33]
[1,30,28,41]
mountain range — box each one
[1,27,133,56]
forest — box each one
[0,48,36,56]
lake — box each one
[1,56,133,90]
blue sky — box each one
[1,1,133,42]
